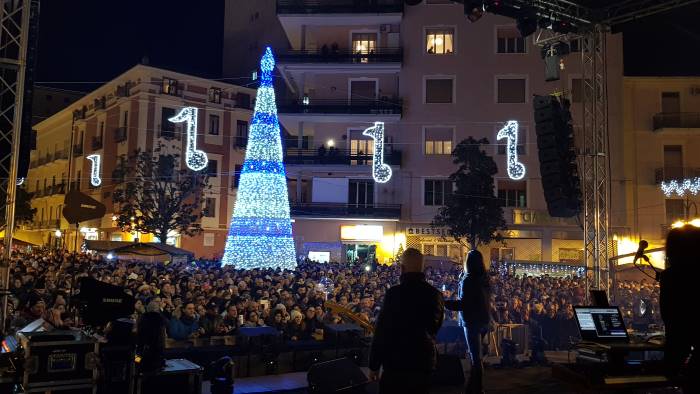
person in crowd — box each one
[168,302,203,340]
[222,305,240,335]
[445,250,491,394]
[369,248,444,394]
[200,302,226,336]
[287,309,305,341]
[136,310,167,373]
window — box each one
[349,129,374,165]
[424,127,453,155]
[161,107,176,138]
[209,114,220,135]
[122,110,129,127]
[664,145,683,180]
[571,78,583,103]
[236,92,251,109]
[349,180,374,206]
[496,26,525,54]
[424,179,452,206]
[203,233,215,246]
[233,164,242,188]
[158,155,175,178]
[497,78,526,103]
[207,160,218,177]
[203,198,216,218]
[162,77,178,96]
[497,127,526,155]
[235,120,248,148]
[425,77,454,104]
[426,27,454,54]
[209,88,222,104]
[665,199,685,223]
[352,32,377,63]
[98,121,104,140]
[498,180,527,207]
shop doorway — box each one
[344,244,377,264]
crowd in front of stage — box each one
[3,249,661,349]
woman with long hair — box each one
[445,250,491,394]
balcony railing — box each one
[290,202,401,219]
[654,167,700,184]
[285,148,401,166]
[278,98,402,115]
[53,150,68,161]
[653,112,700,130]
[114,126,128,143]
[277,0,403,14]
[73,144,83,156]
[36,219,61,229]
[48,183,66,195]
[92,136,103,150]
[278,47,403,63]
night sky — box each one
[35,1,700,92]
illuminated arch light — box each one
[362,121,392,183]
[168,107,209,171]
[660,177,700,197]
[86,154,102,186]
[496,120,526,180]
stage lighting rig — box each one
[540,41,571,81]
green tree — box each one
[432,137,506,250]
[112,144,210,244]
[0,185,37,228]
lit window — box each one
[425,127,453,155]
[426,28,454,55]
[162,77,178,96]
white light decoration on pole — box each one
[497,120,526,180]
[362,121,392,183]
[16,177,24,186]
[86,154,102,186]
[168,107,209,171]
[660,177,700,197]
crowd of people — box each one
[3,248,661,350]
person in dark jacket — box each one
[659,226,699,392]
[369,248,444,394]
[445,250,490,394]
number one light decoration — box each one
[86,154,102,186]
[497,120,526,180]
[660,177,700,197]
[168,107,209,171]
[363,121,392,183]
[221,47,296,270]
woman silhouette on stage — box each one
[445,250,491,394]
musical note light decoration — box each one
[221,47,296,270]
[660,177,700,197]
[168,107,209,171]
[497,120,526,180]
[86,154,102,186]
[362,121,392,183]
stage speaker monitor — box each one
[63,189,107,224]
[307,357,370,394]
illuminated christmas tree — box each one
[221,47,296,269]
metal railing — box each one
[278,47,402,63]
[278,98,402,115]
[654,167,700,184]
[277,0,404,14]
[285,148,401,166]
[653,112,700,130]
[290,202,401,219]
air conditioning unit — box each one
[690,86,700,96]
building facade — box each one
[17,65,255,258]
[621,77,700,264]
[242,0,625,267]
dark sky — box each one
[35,1,700,92]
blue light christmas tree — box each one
[221,47,297,270]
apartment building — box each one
[622,77,700,262]
[225,0,625,265]
[17,65,255,258]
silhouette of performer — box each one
[660,225,699,392]
[445,250,491,394]
[369,248,444,393]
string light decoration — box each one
[496,120,526,180]
[221,47,296,270]
[660,177,700,197]
[168,107,209,171]
[86,154,102,186]
[362,121,392,183]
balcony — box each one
[278,47,402,64]
[73,144,83,156]
[48,183,66,196]
[53,150,68,161]
[285,148,401,166]
[92,136,103,150]
[290,202,401,219]
[276,0,403,14]
[36,219,61,229]
[114,126,128,143]
[278,98,402,116]
[653,112,700,130]
[654,167,700,184]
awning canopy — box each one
[84,240,193,262]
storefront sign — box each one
[512,209,578,226]
[340,225,383,242]
[406,226,450,237]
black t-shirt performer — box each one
[445,250,491,394]
[368,248,445,394]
